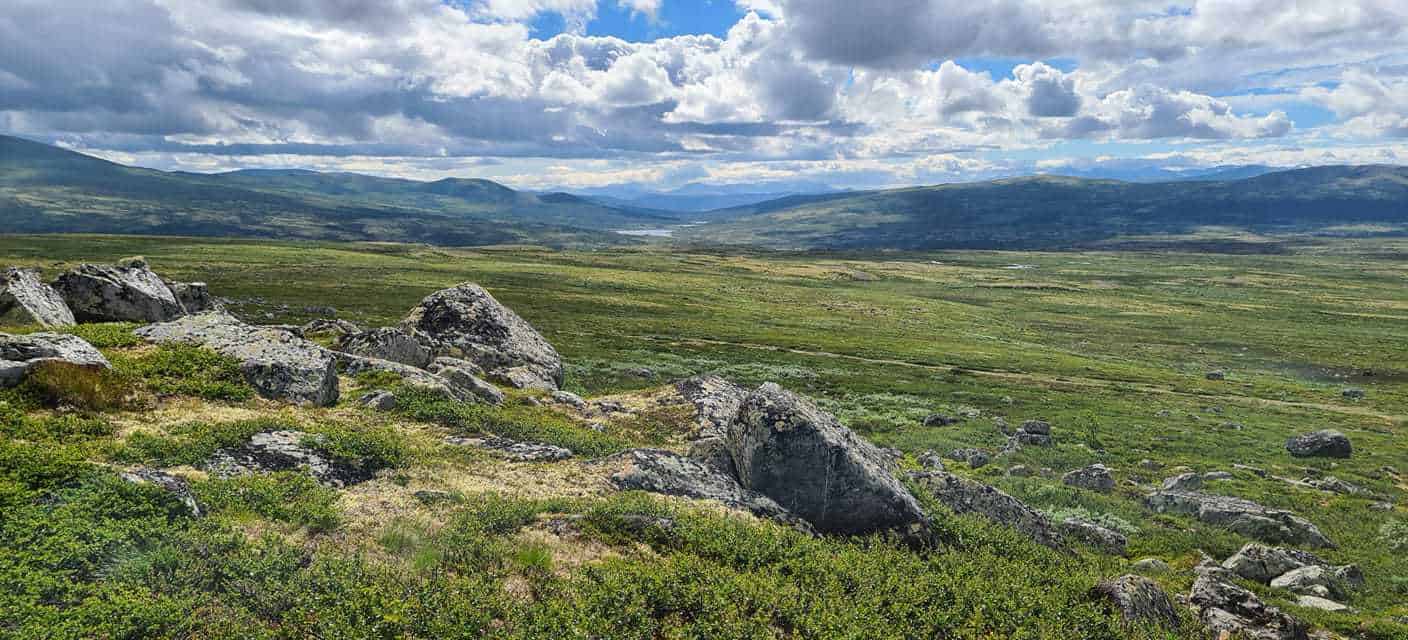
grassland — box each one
[1,234,1405,638]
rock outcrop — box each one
[605,448,810,531]
[1144,490,1334,548]
[401,283,563,390]
[445,436,572,462]
[728,383,928,537]
[136,312,339,406]
[54,258,185,323]
[1285,430,1351,459]
[206,430,372,487]
[0,268,75,327]
[120,468,203,517]
[1090,575,1181,632]
[1062,464,1115,493]
[426,358,505,405]
[908,470,1063,548]
[1222,543,1329,584]
[1190,570,1308,640]
[335,327,434,369]
[169,282,220,314]
[674,374,748,439]
[0,332,111,388]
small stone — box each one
[1295,595,1350,612]
[916,450,946,472]
[549,390,588,409]
[1063,464,1116,493]
[1160,472,1203,492]
[1138,459,1163,471]
[358,390,397,411]
[922,413,959,427]
[1005,464,1032,477]
[1341,388,1365,401]
[1133,558,1171,573]
[1205,370,1226,381]
[1203,471,1234,481]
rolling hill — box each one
[679,167,1408,250]
[0,134,676,247]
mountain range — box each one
[3,134,1406,251]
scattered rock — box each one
[301,318,362,337]
[1294,595,1350,612]
[1005,464,1032,477]
[1020,419,1051,435]
[728,383,929,537]
[357,390,397,411]
[0,268,75,327]
[1203,471,1234,481]
[54,258,185,323]
[604,448,811,532]
[206,430,372,487]
[1303,476,1367,496]
[335,327,433,368]
[1090,575,1181,631]
[1145,491,1334,548]
[0,332,111,388]
[1369,501,1393,512]
[1340,388,1364,401]
[922,413,959,427]
[1060,518,1127,555]
[120,468,203,517]
[445,435,572,462]
[1270,565,1354,600]
[1161,472,1204,492]
[1285,430,1351,459]
[1205,370,1226,381]
[911,450,944,472]
[1007,419,1053,448]
[1190,573,1308,640]
[909,471,1062,548]
[947,448,990,469]
[1234,464,1268,478]
[401,283,563,390]
[1063,464,1115,493]
[137,312,339,406]
[548,390,588,410]
[1138,459,1163,471]
[1222,543,1328,584]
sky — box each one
[2,0,1407,193]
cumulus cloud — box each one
[1304,69,1408,138]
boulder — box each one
[1294,595,1350,612]
[1063,464,1115,493]
[909,471,1063,548]
[1132,558,1171,573]
[917,450,946,472]
[727,383,928,536]
[684,435,736,476]
[136,312,338,406]
[400,283,563,390]
[1189,574,1308,640]
[922,413,959,427]
[1090,575,1181,631]
[1341,388,1365,401]
[548,390,588,410]
[445,435,572,462]
[1060,518,1127,555]
[1008,420,1053,448]
[120,468,203,517]
[335,327,433,369]
[1285,430,1351,459]
[1161,472,1204,492]
[0,268,75,327]
[674,374,748,439]
[0,332,110,387]
[1269,565,1360,600]
[1222,543,1328,584]
[54,258,185,323]
[206,430,372,487]
[605,449,811,532]
[301,318,362,337]
[357,390,398,411]
[339,353,496,404]
[1144,491,1333,548]
[169,282,220,314]
[1205,370,1226,381]
[428,359,505,405]
[947,448,990,469]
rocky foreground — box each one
[1,257,1391,639]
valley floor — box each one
[1,234,1405,638]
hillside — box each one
[681,167,1408,250]
[0,135,673,247]
[1,236,1405,638]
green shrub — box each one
[394,385,629,457]
[0,439,92,489]
[195,473,341,532]
[60,323,144,348]
[20,360,133,411]
[114,419,281,467]
[305,426,409,472]
[112,344,253,401]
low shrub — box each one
[21,360,132,411]
[195,473,341,532]
[394,385,629,457]
[112,344,253,402]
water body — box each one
[614,228,676,237]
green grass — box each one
[0,234,1405,636]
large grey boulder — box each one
[169,282,220,314]
[338,353,501,404]
[674,374,748,439]
[1063,464,1115,493]
[1090,575,1181,632]
[335,327,433,369]
[1285,430,1351,458]
[1144,490,1333,548]
[1189,574,1308,640]
[400,283,562,390]
[727,383,928,536]
[605,448,811,532]
[54,258,185,323]
[0,332,110,388]
[206,430,372,487]
[908,471,1063,548]
[1222,543,1328,584]
[0,268,75,327]
[136,312,338,406]
[1270,565,1359,600]
[425,358,505,405]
